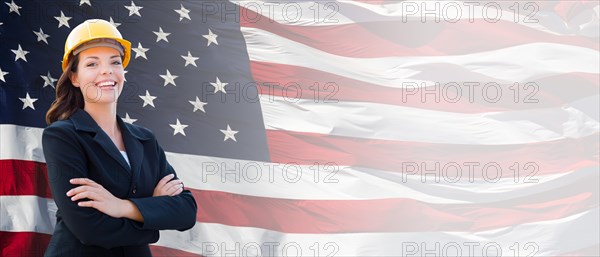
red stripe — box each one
[2,165,595,235]
[0,231,50,257]
[240,7,598,57]
[554,1,600,21]
[0,160,51,198]
[1,164,594,253]
[312,1,598,39]
[2,131,597,198]
[192,188,598,233]
[266,130,599,177]
[251,61,599,113]
[346,0,594,14]
[150,245,204,257]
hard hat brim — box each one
[62,37,131,72]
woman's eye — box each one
[86,63,96,67]
[112,61,122,65]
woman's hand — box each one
[67,178,128,218]
[153,174,184,197]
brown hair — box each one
[45,55,84,125]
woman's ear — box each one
[70,73,80,87]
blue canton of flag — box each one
[1,0,270,162]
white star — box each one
[124,1,143,17]
[159,69,178,87]
[122,113,137,124]
[19,93,38,110]
[203,29,219,46]
[169,119,188,136]
[189,96,207,113]
[153,27,170,42]
[33,28,50,44]
[0,67,8,83]
[139,90,156,107]
[54,11,72,28]
[132,42,149,59]
[181,51,199,67]
[6,0,21,15]
[41,71,57,88]
[210,77,228,94]
[220,124,238,142]
[174,4,191,21]
[79,0,91,6]
[108,17,121,28]
[11,44,29,62]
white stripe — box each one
[6,119,597,164]
[232,0,588,37]
[4,197,597,256]
[241,27,599,87]
[336,0,597,37]
[0,195,55,234]
[166,152,461,203]
[154,208,600,256]
[356,166,600,203]
[0,124,45,162]
[169,151,598,203]
[2,125,597,203]
[260,96,599,144]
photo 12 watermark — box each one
[400,161,540,184]
[202,241,340,257]
[201,161,340,184]
[382,1,539,23]
[401,241,539,257]
[399,82,539,104]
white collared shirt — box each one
[120,151,130,167]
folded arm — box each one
[43,125,159,249]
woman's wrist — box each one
[119,199,144,222]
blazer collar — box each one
[71,109,150,141]
[70,109,148,176]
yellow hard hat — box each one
[62,19,131,71]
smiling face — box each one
[70,46,125,105]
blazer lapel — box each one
[70,109,132,174]
[92,131,132,173]
[117,116,145,181]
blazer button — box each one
[132,186,137,194]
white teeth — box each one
[97,81,115,87]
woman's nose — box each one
[101,64,113,75]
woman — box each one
[42,19,197,257]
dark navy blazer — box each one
[42,109,197,257]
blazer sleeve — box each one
[128,138,198,231]
[42,125,159,249]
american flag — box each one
[1,0,599,256]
